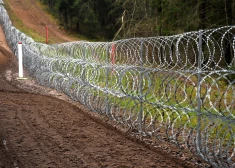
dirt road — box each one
[6,0,77,43]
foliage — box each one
[39,0,123,40]
[39,0,235,40]
[117,0,235,38]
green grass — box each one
[43,55,235,147]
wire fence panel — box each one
[1,4,235,167]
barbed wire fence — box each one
[1,3,235,167]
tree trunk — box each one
[225,0,233,25]
[198,0,207,29]
[76,21,80,33]
[224,0,234,66]
[64,8,68,29]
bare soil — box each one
[0,0,210,167]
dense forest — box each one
[40,0,235,40]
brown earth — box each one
[0,0,210,167]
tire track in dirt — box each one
[0,92,93,168]
[0,91,190,168]
[36,110,106,167]
[17,97,100,167]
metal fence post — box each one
[82,44,86,82]
[105,44,110,115]
[46,25,48,44]
[197,29,202,152]
[139,40,144,132]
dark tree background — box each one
[40,0,235,40]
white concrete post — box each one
[18,41,23,78]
